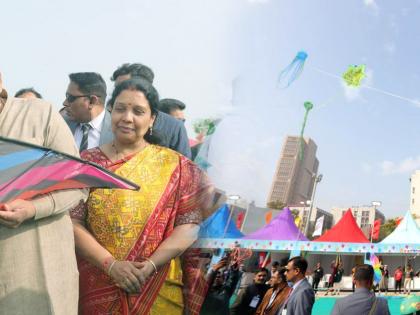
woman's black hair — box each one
[109,78,162,145]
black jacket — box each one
[230,283,269,315]
[201,269,240,315]
[313,267,324,280]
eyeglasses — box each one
[65,93,91,103]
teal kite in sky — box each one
[278,51,308,88]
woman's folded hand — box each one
[109,261,143,293]
[132,261,155,286]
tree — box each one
[377,218,397,242]
[266,200,286,210]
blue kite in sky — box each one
[277,50,308,88]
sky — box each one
[2,0,420,218]
[206,0,420,219]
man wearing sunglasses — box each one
[281,256,315,315]
[62,72,112,152]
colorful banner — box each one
[194,238,420,255]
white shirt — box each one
[74,109,105,149]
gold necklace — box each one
[111,141,148,161]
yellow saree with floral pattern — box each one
[71,145,210,315]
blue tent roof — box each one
[199,204,244,239]
[381,211,420,244]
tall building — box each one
[331,206,386,239]
[409,171,420,225]
[267,136,319,206]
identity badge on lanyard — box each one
[281,308,287,315]
[249,295,260,308]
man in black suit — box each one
[312,262,324,293]
[110,63,191,158]
[62,72,113,152]
[230,267,269,315]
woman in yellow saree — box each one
[70,78,212,315]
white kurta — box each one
[0,95,87,314]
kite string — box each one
[362,84,420,106]
[310,66,343,80]
[310,66,420,106]
[316,91,342,110]
[298,109,310,160]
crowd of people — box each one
[200,256,315,315]
[198,254,411,315]
[317,260,418,296]
[0,64,215,315]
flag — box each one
[0,136,139,204]
[258,252,271,268]
[372,219,381,240]
[312,215,324,237]
[265,210,273,224]
[395,217,403,226]
[236,212,245,229]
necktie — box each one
[79,123,91,152]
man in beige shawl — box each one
[0,73,87,314]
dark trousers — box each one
[312,277,321,291]
[395,279,402,292]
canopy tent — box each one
[381,211,420,244]
[314,209,370,243]
[244,207,308,241]
[198,204,244,239]
[195,209,420,254]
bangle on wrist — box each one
[107,260,117,276]
[102,256,116,275]
[144,257,158,275]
